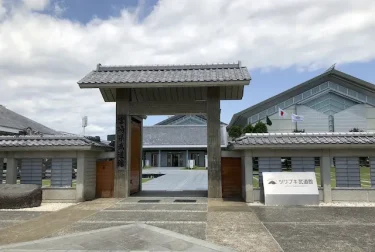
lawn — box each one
[17,179,77,188]
[142,178,152,183]
[253,167,372,188]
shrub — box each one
[228,126,242,139]
[242,124,254,134]
[253,121,268,133]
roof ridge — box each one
[243,132,375,137]
[0,135,84,140]
[96,62,242,72]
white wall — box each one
[334,104,367,132]
[295,105,329,132]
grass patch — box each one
[142,178,152,183]
[253,175,259,188]
[143,166,153,169]
[17,179,76,188]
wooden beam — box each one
[207,87,222,198]
[114,88,131,198]
[129,101,207,115]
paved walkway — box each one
[0,224,232,252]
[206,200,282,252]
[53,197,209,240]
[251,205,375,252]
[143,167,208,191]
[0,199,120,245]
[2,198,375,251]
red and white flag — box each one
[278,108,287,117]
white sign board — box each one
[189,160,195,169]
[263,172,319,206]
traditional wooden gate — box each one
[221,157,242,198]
[96,160,114,198]
[130,118,142,194]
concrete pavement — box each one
[251,206,375,252]
[143,167,208,191]
[0,223,232,252]
[2,197,375,251]
[54,197,208,240]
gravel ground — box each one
[248,202,375,207]
[0,203,76,211]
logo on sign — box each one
[268,180,277,184]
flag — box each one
[278,108,287,117]
[266,116,272,126]
[291,114,304,122]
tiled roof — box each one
[143,125,227,147]
[0,135,112,149]
[155,115,227,126]
[231,132,375,148]
[0,105,58,135]
[78,62,250,84]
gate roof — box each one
[78,62,251,102]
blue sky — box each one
[45,0,158,23]
[1,0,375,137]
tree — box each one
[253,121,268,133]
[349,128,364,132]
[242,124,254,134]
[228,126,242,139]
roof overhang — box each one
[96,86,248,102]
[78,62,251,102]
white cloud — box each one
[1,0,375,138]
[23,0,49,11]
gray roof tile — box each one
[78,63,251,84]
[0,105,58,135]
[231,132,375,148]
[143,125,227,147]
[0,135,112,149]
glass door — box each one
[151,153,158,167]
[167,153,183,167]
